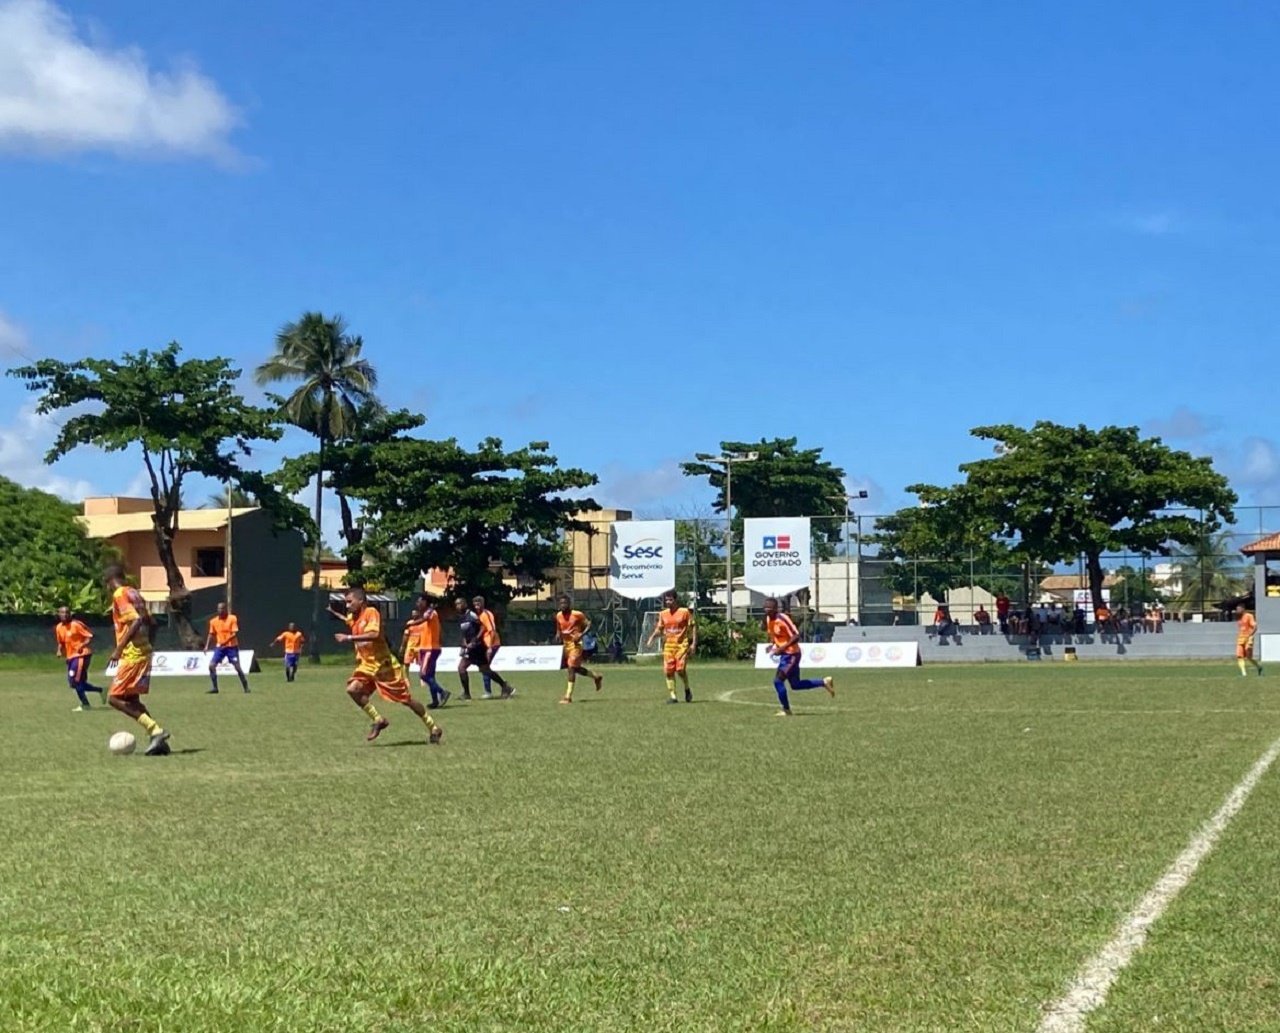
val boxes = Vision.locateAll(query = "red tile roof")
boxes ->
[1241,532,1280,555]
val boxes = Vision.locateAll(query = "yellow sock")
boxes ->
[564,680,574,699]
[362,702,383,723]
[665,677,676,697]
[137,713,160,735]
[1238,659,1247,675]
[419,711,436,730]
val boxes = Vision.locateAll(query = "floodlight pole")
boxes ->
[696,451,758,623]
[831,491,868,624]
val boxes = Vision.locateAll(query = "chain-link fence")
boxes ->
[502,506,1279,653]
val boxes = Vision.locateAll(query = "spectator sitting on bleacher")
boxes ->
[974,605,992,634]
[995,593,1011,634]
[1095,603,1113,635]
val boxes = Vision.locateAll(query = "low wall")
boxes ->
[830,622,1240,661]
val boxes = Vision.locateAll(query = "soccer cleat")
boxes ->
[824,677,836,698]
[429,725,443,745]
[206,687,219,694]
[366,717,390,742]
[439,689,451,706]
[481,692,494,700]
[72,705,87,712]
[774,709,793,718]
[242,687,251,694]
[461,691,472,701]
[666,697,680,704]
[144,729,172,755]
[559,697,573,705]
[500,686,513,700]
[684,688,693,703]
[593,674,604,692]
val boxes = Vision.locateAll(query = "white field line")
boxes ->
[713,688,1280,717]
[1037,733,1280,1033]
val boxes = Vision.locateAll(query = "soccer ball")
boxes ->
[108,731,137,756]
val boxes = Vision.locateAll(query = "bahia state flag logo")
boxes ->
[762,534,791,550]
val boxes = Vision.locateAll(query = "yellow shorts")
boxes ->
[663,643,689,675]
[562,643,584,670]
[1237,637,1255,659]
[110,652,153,697]
[350,659,412,704]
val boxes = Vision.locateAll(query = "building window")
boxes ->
[193,547,226,578]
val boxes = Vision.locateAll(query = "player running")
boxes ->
[554,595,603,704]
[473,595,502,699]
[645,590,697,703]
[404,595,449,708]
[1236,604,1263,677]
[271,622,305,683]
[332,587,442,744]
[763,597,835,717]
[103,565,170,755]
[55,605,105,711]
[205,602,250,694]
[455,597,514,700]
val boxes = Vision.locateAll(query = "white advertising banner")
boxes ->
[743,517,811,597]
[610,519,676,600]
[103,650,258,677]
[411,645,564,673]
[1262,634,1279,663]
[1070,589,1110,616]
[754,641,918,669]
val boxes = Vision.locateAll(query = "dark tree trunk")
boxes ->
[152,506,199,648]
[338,491,362,571]
[1086,551,1107,612]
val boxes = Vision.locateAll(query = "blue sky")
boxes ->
[1,0,1277,523]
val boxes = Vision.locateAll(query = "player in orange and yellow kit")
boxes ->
[103,565,170,755]
[55,605,104,710]
[204,602,250,694]
[403,595,449,708]
[332,586,442,743]
[763,597,834,717]
[271,622,305,682]
[1236,604,1263,677]
[645,591,697,703]
[554,595,603,703]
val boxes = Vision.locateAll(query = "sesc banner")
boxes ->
[743,517,811,597]
[610,520,676,600]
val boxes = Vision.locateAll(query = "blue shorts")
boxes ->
[211,646,240,667]
[775,652,802,679]
[66,655,92,685]
[284,652,300,668]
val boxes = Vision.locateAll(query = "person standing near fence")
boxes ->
[1236,604,1263,677]
[645,590,697,703]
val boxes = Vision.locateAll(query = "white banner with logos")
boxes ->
[754,641,918,669]
[103,650,258,676]
[610,519,676,600]
[410,645,564,673]
[743,517,811,597]
[1071,589,1111,616]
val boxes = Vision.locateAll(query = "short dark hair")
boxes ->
[103,563,126,583]
[346,586,367,602]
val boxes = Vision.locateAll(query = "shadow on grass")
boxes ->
[165,748,207,756]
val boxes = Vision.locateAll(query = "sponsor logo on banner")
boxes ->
[755,642,917,669]
[103,650,257,676]
[744,517,811,596]
[610,520,676,600]
[412,645,563,673]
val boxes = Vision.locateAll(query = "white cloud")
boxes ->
[0,309,31,358]
[0,0,241,161]
[593,460,700,514]
[1144,405,1216,441]
[0,403,95,499]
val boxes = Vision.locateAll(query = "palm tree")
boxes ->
[1170,528,1250,617]
[255,313,379,660]
[203,487,256,509]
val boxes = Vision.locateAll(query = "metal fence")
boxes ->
[510,506,1279,652]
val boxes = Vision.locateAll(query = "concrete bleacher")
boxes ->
[830,622,1237,661]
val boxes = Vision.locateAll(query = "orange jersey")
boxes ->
[1238,612,1257,640]
[277,630,304,653]
[403,623,421,656]
[413,610,442,650]
[55,619,94,658]
[349,605,394,667]
[656,607,693,645]
[209,614,239,647]
[478,610,501,647]
[766,613,801,655]
[112,585,152,656]
[555,609,588,643]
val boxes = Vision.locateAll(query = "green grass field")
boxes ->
[2,659,1277,1032]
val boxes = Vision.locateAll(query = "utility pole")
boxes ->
[829,491,868,624]
[696,451,759,622]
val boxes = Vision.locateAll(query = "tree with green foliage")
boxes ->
[0,477,117,614]
[1111,564,1163,609]
[341,432,597,607]
[10,344,305,646]
[255,312,380,659]
[904,422,1236,611]
[204,486,256,509]
[1169,529,1250,616]
[680,438,847,562]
